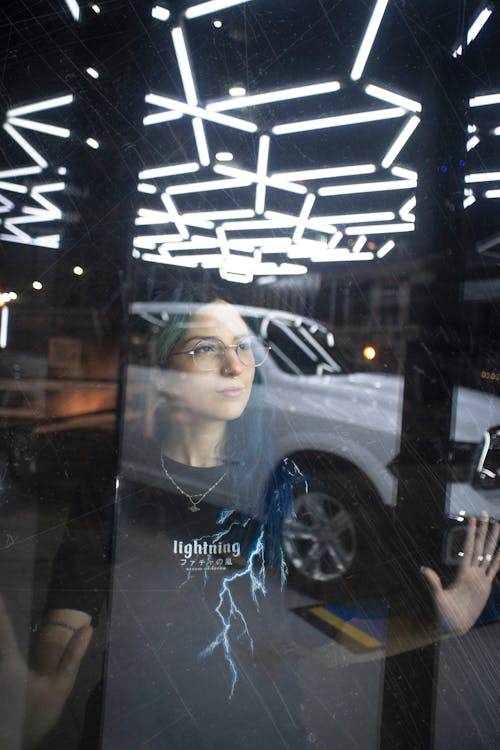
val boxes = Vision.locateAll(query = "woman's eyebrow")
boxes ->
[178,332,250,346]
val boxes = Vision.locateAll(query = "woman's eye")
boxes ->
[194,343,217,355]
[238,339,252,351]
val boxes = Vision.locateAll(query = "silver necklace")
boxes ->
[160,454,227,513]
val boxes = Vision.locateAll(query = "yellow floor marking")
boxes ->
[309,606,383,649]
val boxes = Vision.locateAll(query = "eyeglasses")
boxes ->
[170,336,270,372]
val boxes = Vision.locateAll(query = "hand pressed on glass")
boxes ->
[0,596,92,750]
[421,514,500,635]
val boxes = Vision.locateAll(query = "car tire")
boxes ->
[282,469,389,596]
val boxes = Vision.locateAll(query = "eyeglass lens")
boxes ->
[193,338,268,370]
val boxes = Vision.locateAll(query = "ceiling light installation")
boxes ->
[1,95,73,249]
[452,6,493,57]
[137,2,421,281]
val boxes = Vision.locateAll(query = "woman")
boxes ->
[5,286,499,749]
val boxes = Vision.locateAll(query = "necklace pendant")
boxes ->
[189,505,201,512]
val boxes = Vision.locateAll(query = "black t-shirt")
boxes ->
[46,456,305,749]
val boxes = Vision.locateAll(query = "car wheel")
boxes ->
[282,482,358,584]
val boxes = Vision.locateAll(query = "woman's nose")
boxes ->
[221,347,244,375]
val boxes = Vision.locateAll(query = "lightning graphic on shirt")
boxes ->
[198,519,267,698]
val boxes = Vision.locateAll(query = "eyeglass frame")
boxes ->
[168,336,271,372]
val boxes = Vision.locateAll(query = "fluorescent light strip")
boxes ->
[192,117,210,166]
[159,240,220,252]
[214,165,307,194]
[7,95,74,118]
[467,8,493,44]
[376,240,395,258]
[215,227,230,257]
[255,135,270,214]
[222,219,293,230]
[167,178,252,194]
[146,93,257,133]
[351,0,390,81]
[272,164,376,181]
[398,196,416,220]
[381,115,420,168]
[328,231,343,248]
[468,124,477,133]
[319,179,417,196]
[470,93,500,107]
[133,234,183,249]
[364,84,421,112]
[465,172,500,183]
[0,306,9,349]
[0,196,14,213]
[171,27,198,106]
[208,80,341,112]
[137,183,157,194]
[3,124,48,167]
[161,193,190,239]
[493,127,500,136]
[64,0,80,21]
[143,111,183,125]
[5,213,60,225]
[255,263,307,276]
[485,189,500,198]
[227,238,292,248]
[0,180,28,194]
[293,193,316,243]
[152,5,171,20]
[463,195,476,208]
[352,235,367,253]
[86,67,99,79]
[185,0,252,19]
[312,211,395,224]
[345,222,415,234]
[466,135,480,151]
[142,253,199,267]
[7,117,70,139]
[0,166,42,178]
[273,107,405,135]
[184,209,254,221]
[139,162,199,180]
[391,166,417,180]
[314,250,374,262]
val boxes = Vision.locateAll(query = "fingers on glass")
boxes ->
[462,516,477,563]
[472,512,490,563]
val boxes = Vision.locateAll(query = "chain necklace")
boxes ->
[160,454,227,513]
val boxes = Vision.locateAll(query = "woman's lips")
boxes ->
[216,386,245,398]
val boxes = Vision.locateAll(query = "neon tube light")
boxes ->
[7,117,70,138]
[345,222,415,234]
[391,166,417,180]
[137,184,157,194]
[168,178,252,194]
[376,240,395,258]
[328,231,343,248]
[7,95,73,118]
[0,306,9,349]
[381,115,420,168]
[144,111,183,125]
[171,27,198,106]
[313,211,395,224]
[208,80,341,111]
[185,0,252,20]
[64,0,80,21]
[0,166,42,179]
[255,135,270,214]
[184,209,254,221]
[158,240,220,252]
[160,193,190,239]
[133,234,183,249]
[398,196,416,221]
[470,93,500,107]
[319,179,417,196]
[139,163,199,180]
[293,193,316,243]
[465,172,500,183]
[86,67,99,79]
[3,124,48,167]
[152,6,171,20]
[214,164,307,194]
[142,253,199,267]
[351,0,390,81]
[365,84,421,112]
[485,189,500,198]
[273,107,405,135]
[466,135,480,151]
[146,93,257,133]
[463,195,476,208]
[0,181,28,194]
[467,8,493,44]
[272,164,376,181]
[352,235,367,252]
[222,219,294,231]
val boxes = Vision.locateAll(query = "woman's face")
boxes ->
[161,301,256,424]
